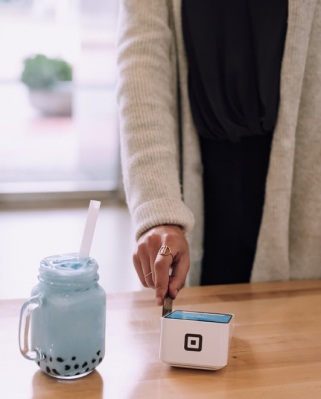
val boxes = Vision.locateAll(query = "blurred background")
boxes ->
[0,0,141,299]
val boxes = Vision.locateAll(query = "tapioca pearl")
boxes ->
[97,350,101,356]
[99,358,102,363]
[72,356,76,361]
[65,365,71,371]
[43,354,47,360]
[46,366,51,373]
[50,357,52,362]
[57,357,64,362]
[82,361,88,368]
[74,364,79,370]
[37,361,40,367]
[75,372,80,376]
[85,368,89,372]
[52,369,60,376]
[92,358,96,363]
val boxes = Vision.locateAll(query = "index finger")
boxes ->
[154,252,172,306]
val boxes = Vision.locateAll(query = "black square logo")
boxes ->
[184,334,203,352]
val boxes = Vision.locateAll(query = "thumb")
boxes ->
[168,251,189,299]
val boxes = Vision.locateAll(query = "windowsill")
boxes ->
[0,180,126,209]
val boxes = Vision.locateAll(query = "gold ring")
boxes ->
[158,245,174,260]
[144,271,152,278]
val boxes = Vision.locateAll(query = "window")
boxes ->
[0,0,120,199]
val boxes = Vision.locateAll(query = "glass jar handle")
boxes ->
[18,294,43,361]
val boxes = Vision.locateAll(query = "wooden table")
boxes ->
[1,280,321,399]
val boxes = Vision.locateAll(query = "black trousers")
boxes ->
[199,134,273,285]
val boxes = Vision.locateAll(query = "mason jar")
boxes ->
[19,253,106,379]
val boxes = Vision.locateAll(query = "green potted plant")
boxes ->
[21,54,73,116]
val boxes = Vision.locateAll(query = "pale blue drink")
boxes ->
[20,253,106,379]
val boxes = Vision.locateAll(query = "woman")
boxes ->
[116,0,321,306]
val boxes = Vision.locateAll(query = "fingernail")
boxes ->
[156,296,162,306]
[174,289,179,299]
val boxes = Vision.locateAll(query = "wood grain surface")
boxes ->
[1,280,321,399]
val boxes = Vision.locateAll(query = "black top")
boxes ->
[182,0,288,142]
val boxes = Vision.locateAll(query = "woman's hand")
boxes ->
[133,225,190,306]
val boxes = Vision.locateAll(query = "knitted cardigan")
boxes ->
[117,0,321,286]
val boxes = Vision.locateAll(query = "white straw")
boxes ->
[79,200,101,258]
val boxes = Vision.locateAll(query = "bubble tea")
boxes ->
[19,201,106,379]
[19,253,106,379]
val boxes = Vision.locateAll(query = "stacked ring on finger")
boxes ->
[143,246,173,279]
[158,245,174,261]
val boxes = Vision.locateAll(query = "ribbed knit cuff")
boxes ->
[133,198,195,241]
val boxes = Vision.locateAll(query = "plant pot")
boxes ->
[28,83,73,116]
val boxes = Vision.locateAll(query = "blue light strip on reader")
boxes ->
[165,310,232,323]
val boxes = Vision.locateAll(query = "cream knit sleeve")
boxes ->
[116,0,195,240]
